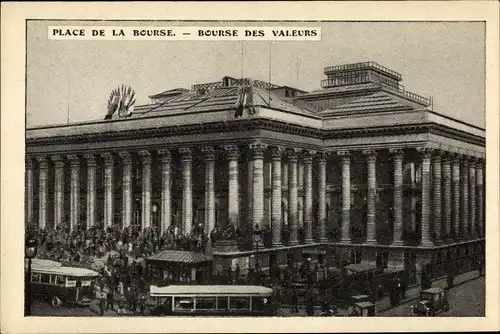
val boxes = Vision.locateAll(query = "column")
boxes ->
[119,151,133,230]
[250,141,266,230]
[442,154,452,241]
[298,161,304,229]
[25,157,34,225]
[419,148,433,247]
[158,149,172,235]
[461,156,469,239]
[451,154,460,239]
[102,153,114,229]
[303,151,314,244]
[68,155,80,232]
[225,145,240,227]
[390,149,404,246]
[476,160,484,237]
[140,150,152,230]
[469,159,476,238]
[180,148,193,235]
[281,161,288,228]
[364,150,377,245]
[84,154,96,230]
[271,147,283,247]
[201,147,215,233]
[52,155,64,229]
[317,152,327,242]
[339,151,351,243]
[432,152,442,244]
[287,149,299,245]
[37,156,48,230]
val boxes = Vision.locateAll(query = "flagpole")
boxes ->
[268,41,272,104]
[67,76,70,124]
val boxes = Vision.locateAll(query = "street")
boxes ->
[29,276,484,317]
[379,276,485,317]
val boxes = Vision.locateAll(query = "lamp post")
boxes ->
[25,237,38,316]
[253,224,262,284]
[152,203,158,234]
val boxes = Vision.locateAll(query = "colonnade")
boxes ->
[25,144,485,247]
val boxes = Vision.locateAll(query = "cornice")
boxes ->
[26,118,484,148]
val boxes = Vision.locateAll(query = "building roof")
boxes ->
[320,91,417,115]
[147,250,212,264]
[421,287,445,294]
[131,84,315,118]
[344,263,378,273]
[149,284,273,296]
[31,263,100,277]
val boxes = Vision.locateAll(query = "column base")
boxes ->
[420,240,434,247]
[304,239,314,244]
[319,238,328,243]
[289,240,299,246]
[214,240,239,253]
[272,242,283,248]
[434,239,443,245]
[391,240,405,247]
[365,238,377,245]
[340,238,351,244]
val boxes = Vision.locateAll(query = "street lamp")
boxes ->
[25,237,38,316]
[152,203,158,234]
[253,224,262,283]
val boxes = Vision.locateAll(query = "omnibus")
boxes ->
[27,259,101,307]
[148,285,275,316]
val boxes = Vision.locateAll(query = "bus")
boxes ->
[27,259,101,307]
[148,285,275,316]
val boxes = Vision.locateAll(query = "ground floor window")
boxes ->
[376,252,388,268]
[350,250,362,264]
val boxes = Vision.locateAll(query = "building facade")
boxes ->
[25,62,485,284]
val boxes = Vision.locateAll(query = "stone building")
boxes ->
[25,61,485,284]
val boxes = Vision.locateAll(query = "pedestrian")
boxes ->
[107,286,114,311]
[99,296,105,316]
[292,289,299,313]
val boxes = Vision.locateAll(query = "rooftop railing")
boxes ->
[324,61,402,80]
[192,78,281,92]
[320,71,430,106]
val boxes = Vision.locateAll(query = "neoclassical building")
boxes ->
[25,61,485,283]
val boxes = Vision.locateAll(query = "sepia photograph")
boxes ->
[2,1,499,333]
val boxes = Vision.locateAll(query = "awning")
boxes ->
[344,263,378,273]
[146,250,212,265]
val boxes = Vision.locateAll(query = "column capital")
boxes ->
[362,149,377,157]
[67,154,80,167]
[179,148,192,161]
[158,149,172,163]
[51,155,65,168]
[139,150,152,164]
[25,156,35,170]
[101,152,114,166]
[301,150,315,164]
[336,150,351,157]
[417,147,434,159]
[270,146,285,160]
[119,151,133,165]
[285,148,299,162]
[224,145,240,160]
[388,148,404,158]
[201,146,215,161]
[316,150,327,163]
[84,153,97,167]
[249,141,267,158]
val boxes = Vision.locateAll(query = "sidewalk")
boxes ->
[377,270,481,313]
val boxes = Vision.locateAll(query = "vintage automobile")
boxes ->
[410,287,449,316]
[348,301,376,316]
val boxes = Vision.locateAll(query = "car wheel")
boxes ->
[51,296,62,308]
[410,307,418,316]
[427,309,435,317]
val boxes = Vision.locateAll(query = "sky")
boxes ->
[26,20,485,128]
